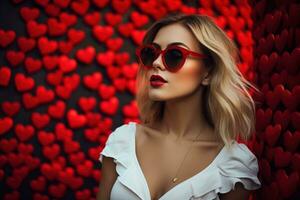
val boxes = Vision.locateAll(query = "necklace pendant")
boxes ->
[172,177,178,183]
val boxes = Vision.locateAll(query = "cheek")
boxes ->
[170,62,203,91]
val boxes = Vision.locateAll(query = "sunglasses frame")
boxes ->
[136,44,207,72]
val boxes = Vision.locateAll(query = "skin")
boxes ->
[97,23,251,200]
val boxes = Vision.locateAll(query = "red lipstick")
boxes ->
[150,74,167,87]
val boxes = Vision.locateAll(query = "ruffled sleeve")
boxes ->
[190,141,261,200]
[217,142,261,194]
[98,123,132,175]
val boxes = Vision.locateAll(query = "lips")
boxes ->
[150,74,167,82]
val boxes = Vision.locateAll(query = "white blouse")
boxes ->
[99,122,261,200]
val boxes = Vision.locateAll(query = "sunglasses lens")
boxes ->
[140,46,156,67]
[165,48,183,69]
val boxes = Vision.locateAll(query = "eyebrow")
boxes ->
[151,42,190,49]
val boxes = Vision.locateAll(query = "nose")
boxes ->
[152,53,165,71]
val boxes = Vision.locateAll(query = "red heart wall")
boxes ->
[0,0,299,199]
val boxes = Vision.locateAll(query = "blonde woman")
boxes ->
[98,13,261,200]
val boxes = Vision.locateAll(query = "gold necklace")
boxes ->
[171,133,202,183]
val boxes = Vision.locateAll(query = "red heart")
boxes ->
[69,152,85,166]
[274,147,292,168]
[38,37,58,55]
[46,70,63,86]
[93,25,114,42]
[106,37,123,51]
[283,130,300,152]
[71,0,89,16]
[22,92,39,109]
[58,40,74,54]
[59,12,77,27]
[113,77,127,91]
[26,20,47,38]
[264,124,281,146]
[41,163,60,180]
[265,84,284,109]
[59,55,77,73]
[1,101,20,116]
[76,46,95,64]
[75,189,91,200]
[98,84,115,99]
[48,100,66,119]
[130,11,149,28]
[43,55,58,70]
[63,73,80,90]
[0,117,13,135]
[126,79,136,95]
[17,36,36,52]
[85,112,102,127]
[258,53,277,75]
[96,50,115,67]
[270,70,288,88]
[15,124,35,142]
[53,0,70,8]
[0,66,11,86]
[78,97,96,112]
[130,29,145,45]
[273,110,290,131]
[25,57,42,73]
[88,146,101,161]
[0,29,16,48]
[45,3,61,17]
[0,138,17,153]
[122,101,139,118]
[64,140,80,154]
[106,65,121,80]
[30,176,46,192]
[17,143,33,154]
[291,112,300,130]
[121,63,138,79]
[36,85,55,104]
[20,7,40,22]
[43,144,60,160]
[76,160,93,177]
[47,18,67,36]
[99,97,119,115]
[14,73,35,92]
[276,170,299,199]
[38,130,55,146]
[55,123,73,142]
[67,28,85,45]
[6,50,25,66]
[275,29,288,53]
[84,11,101,27]
[118,23,134,37]
[115,52,130,65]
[93,0,109,8]
[104,12,122,26]
[55,84,73,100]
[83,72,103,90]
[31,112,50,129]
[84,128,100,142]
[67,109,87,129]
[48,183,66,198]
[256,108,272,131]
[112,0,131,14]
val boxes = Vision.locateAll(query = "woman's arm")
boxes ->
[96,156,118,200]
[219,182,251,200]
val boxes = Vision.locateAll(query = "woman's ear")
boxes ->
[201,71,211,86]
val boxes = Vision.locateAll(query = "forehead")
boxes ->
[152,23,200,51]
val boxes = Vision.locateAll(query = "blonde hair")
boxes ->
[135,13,260,148]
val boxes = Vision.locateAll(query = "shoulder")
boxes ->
[217,141,261,194]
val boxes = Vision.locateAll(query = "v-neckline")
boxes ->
[130,122,226,200]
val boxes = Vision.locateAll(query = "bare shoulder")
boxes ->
[219,182,251,200]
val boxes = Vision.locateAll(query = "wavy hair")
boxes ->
[135,13,260,147]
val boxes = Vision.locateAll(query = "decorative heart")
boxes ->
[0,117,13,135]
[0,29,16,48]
[0,66,11,86]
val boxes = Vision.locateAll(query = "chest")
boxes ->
[135,128,223,199]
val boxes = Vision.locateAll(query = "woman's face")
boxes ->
[147,23,210,101]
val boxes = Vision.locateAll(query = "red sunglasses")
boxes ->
[135,44,207,72]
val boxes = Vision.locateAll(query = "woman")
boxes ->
[97,13,261,200]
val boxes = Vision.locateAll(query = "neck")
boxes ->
[157,86,214,141]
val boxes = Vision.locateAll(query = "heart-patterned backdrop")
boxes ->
[0,0,299,199]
